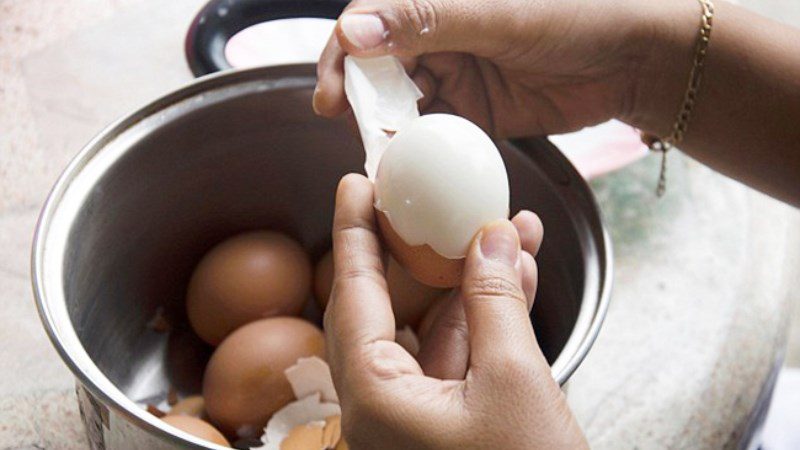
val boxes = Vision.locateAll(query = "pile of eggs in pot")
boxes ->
[149,228,455,449]
[147,59,511,449]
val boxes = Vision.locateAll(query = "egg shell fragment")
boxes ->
[254,393,341,450]
[344,55,423,180]
[284,356,338,404]
[377,210,463,288]
[161,415,231,447]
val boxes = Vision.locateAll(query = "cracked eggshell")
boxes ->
[284,356,338,404]
[344,56,423,180]
[254,393,341,450]
[161,415,231,447]
[374,114,509,287]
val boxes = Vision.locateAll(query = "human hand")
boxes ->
[313,0,679,138]
[416,209,544,380]
[324,174,587,450]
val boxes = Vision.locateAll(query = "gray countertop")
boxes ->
[1,0,799,449]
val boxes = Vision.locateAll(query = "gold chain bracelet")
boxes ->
[641,0,714,196]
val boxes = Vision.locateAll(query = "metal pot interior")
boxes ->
[41,66,604,429]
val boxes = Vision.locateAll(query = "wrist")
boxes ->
[621,0,705,137]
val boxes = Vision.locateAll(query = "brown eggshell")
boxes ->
[376,210,463,288]
[162,415,230,447]
[321,415,342,448]
[281,422,325,450]
[169,395,205,418]
[186,231,312,346]
[313,251,334,308]
[203,317,325,438]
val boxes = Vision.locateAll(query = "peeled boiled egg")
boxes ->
[162,415,230,447]
[203,317,325,438]
[375,114,509,287]
[344,56,510,288]
[186,231,312,345]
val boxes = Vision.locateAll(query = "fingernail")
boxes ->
[479,220,520,267]
[312,86,322,115]
[340,14,387,50]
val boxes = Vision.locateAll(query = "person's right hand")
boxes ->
[314,0,689,139]
[325,174,587,450]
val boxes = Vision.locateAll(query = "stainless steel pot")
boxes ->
[32,3,611,450]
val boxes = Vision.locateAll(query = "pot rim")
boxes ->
[31,63,612,449]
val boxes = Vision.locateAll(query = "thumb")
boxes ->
[335,0,515,58]
[461,220,546,372]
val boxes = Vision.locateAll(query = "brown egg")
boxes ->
[313,251,334,308]
[169,395,205,418]
[376,210,463,288]
[162,415,230,447]
[314,248,443,327]
[203,317,325,438]
[186,231,312,345]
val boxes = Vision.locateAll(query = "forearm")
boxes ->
[627,0,800,206]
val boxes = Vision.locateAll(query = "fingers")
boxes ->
[325,174,395,368]
[512,210,544,257]
[417,210,541,379]
[520,251,537,309]
[513,210,543,308]
[461,219,539,371]
[333,0,517,59]
[314,33,349,117]
[416,291,470,379]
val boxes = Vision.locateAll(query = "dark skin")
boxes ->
[315,0,800,205]
[316,0,800,448]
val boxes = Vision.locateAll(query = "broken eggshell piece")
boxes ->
[254,393,341,450]
[259,331,422,449]
[343,55,423,180]
[284,356,338,404]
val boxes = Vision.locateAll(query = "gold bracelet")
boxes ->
[642,0,714,197]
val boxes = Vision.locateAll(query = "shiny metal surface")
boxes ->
[32,64,611,449]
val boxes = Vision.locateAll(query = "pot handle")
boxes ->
[185,0,349,77]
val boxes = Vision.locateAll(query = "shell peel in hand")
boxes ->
[344,56,423,180]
